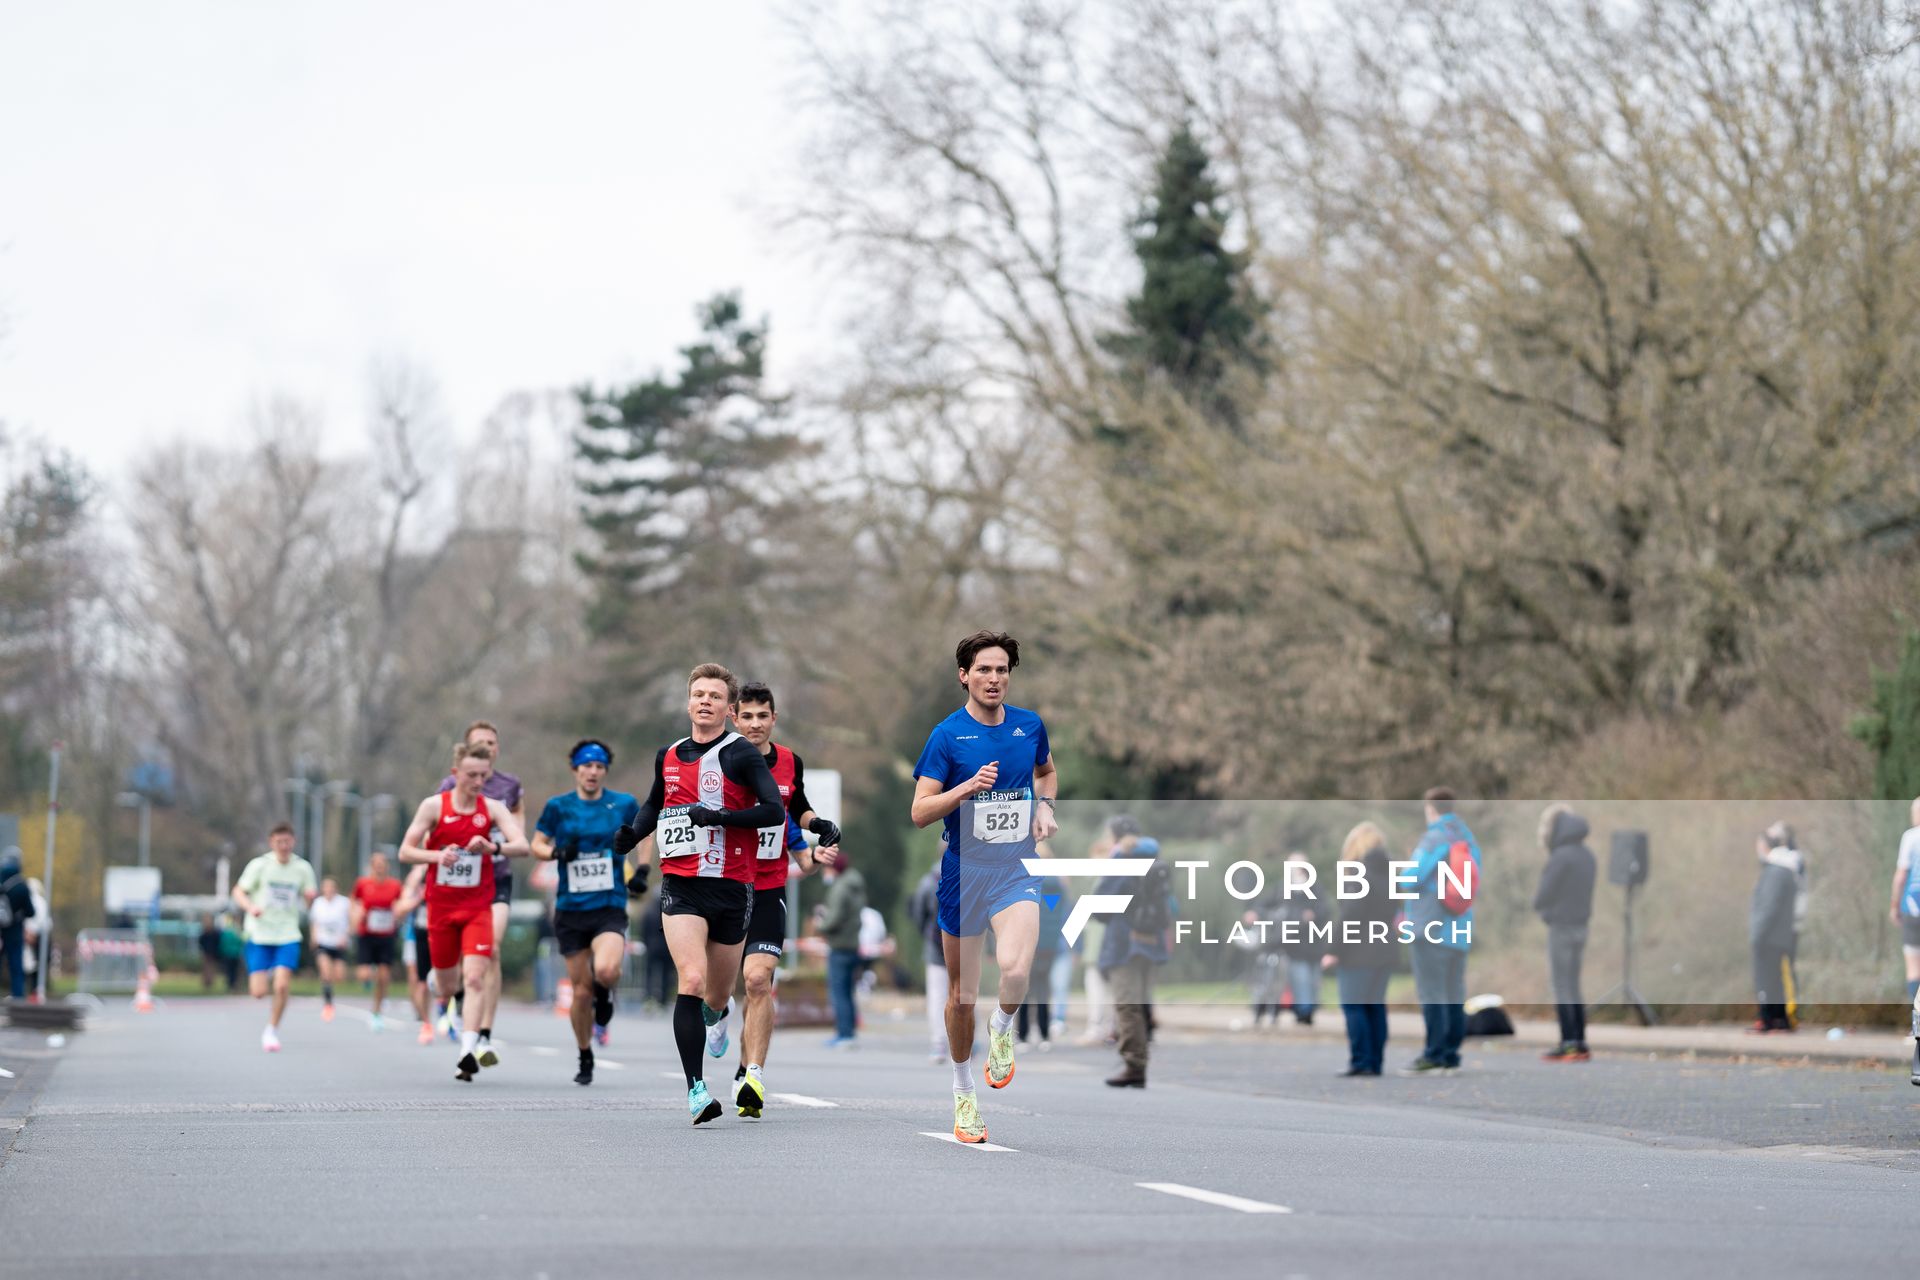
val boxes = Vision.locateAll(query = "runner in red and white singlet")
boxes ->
[398,740,529,1082]
[725,681,843,1118]
[612,662,783,1124]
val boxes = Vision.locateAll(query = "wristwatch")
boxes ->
[1038,796,1057,809]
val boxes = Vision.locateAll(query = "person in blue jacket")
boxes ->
[1399,787,1480,1076]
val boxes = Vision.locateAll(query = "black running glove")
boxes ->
[626,864,651,899]
[613,824,641,856]
[808,817,842,848]
[687,805,723,827]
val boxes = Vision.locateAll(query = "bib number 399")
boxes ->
[439,852,483,888]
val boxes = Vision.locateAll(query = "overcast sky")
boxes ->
[0,1,827,478]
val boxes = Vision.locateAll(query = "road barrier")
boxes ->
[77,930,154,995]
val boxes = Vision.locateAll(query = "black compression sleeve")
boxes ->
[628,747,670,838]
[714,739,784,829]
[787,751,815,820]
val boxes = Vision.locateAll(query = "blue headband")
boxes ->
[570,743,611,767]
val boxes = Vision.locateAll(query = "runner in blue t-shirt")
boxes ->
[911,630,1059,1144]
[531,739,640,1086]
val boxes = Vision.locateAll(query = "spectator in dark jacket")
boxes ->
[1098,836,1173,1088]
[1750,822,1803,1033]
[815,852,868,1047]
[0,848,32,1000]
[1533,804,1597,1061]
[1274,851,1323,1026]
[1334,822,1399,1076]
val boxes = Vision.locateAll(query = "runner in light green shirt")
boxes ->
[236,851,317,945]
[231,824,317,1052]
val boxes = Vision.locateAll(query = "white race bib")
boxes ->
[658,807,699,860]
[756,824,784,859]
[267,882,298,910]
[971,790,1032,844]
[569,852,615,894]
[438,851,483,888]
[366,909,395,933]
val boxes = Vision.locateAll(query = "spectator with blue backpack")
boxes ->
[1887,796,1920,1011]
[1399,787,1481,1077]
[1098,830,1176,1089]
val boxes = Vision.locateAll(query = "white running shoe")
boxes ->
[261,1026,281,1053]
[705,999,732,1059]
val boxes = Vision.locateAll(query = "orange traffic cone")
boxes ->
[554,977,573,1017]
[133,968,156,1013]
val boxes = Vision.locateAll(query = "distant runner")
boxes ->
[231,822,318,1053]
[351,852,404,1032]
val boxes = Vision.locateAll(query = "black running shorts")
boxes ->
[744,887,788,958]
[555,906,631,958]
[658,875,752,947]
[356,934,396,967]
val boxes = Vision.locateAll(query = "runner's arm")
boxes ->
[1031,754,1059,840]
[786,752,841,848]
[619,749,670,848]
[691,740,782,829]
[397,798,446,865]
[531,830,557,861]
[394,865,429,915]
[485,799,531,858]
[910,771,995,829]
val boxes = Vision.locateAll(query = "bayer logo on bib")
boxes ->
[971,788,1033,844]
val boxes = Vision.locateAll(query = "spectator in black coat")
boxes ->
[1533,804,1597,1061]
[1750,822,1804,1033]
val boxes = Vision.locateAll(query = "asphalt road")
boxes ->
[2,996,1918,1279]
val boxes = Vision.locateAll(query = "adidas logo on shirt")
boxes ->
[1012,728,1025,736]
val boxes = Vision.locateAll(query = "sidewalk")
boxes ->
[858,991,1915,1067]
[1148,1002,1916,1067]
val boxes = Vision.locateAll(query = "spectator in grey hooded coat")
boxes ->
[1533,804,1596,1061]
[1749,821,1805,1033]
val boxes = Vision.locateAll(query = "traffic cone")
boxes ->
[133,969,156,1013]
[554,977,573,1017]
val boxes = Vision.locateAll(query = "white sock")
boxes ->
[989,1007,1015,1035]
[953,1059,975,1092]
[460,1030,479,1057]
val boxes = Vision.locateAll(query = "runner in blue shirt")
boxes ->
[911,630,1059,1144]
[531,739,640,1086]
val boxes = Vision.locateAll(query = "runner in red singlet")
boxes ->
[726,681,841,1118]
[398,740,530,1081]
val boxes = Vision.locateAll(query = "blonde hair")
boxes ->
[1538,802,1573,851]
[451,740,495,771]
[1340,821,1388,863]
[688,662,739,704]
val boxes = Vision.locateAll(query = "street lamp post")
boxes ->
[328,782,360,881]
[283,778,312,855]
[307,786,327,885]
[115,791,152,868]
[359,794,396,874]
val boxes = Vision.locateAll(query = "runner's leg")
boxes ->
[269,966,292,1028]
[740,952,778,1068]
[664,912,715,1089]
[565,947,596,1051]
[943,931,984,1066]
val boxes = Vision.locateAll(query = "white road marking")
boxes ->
[0,1066,15,1079]
[920,1131,1018,1152]
[770,1092,837,1108]
[596,1058,625,1070]
[1135,1183,1291,1214]
[528,1045,560,1057]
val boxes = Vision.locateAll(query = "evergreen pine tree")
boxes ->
[1852,631,1920,802]
[573,293,809,740]
[1101,122,1261,419]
